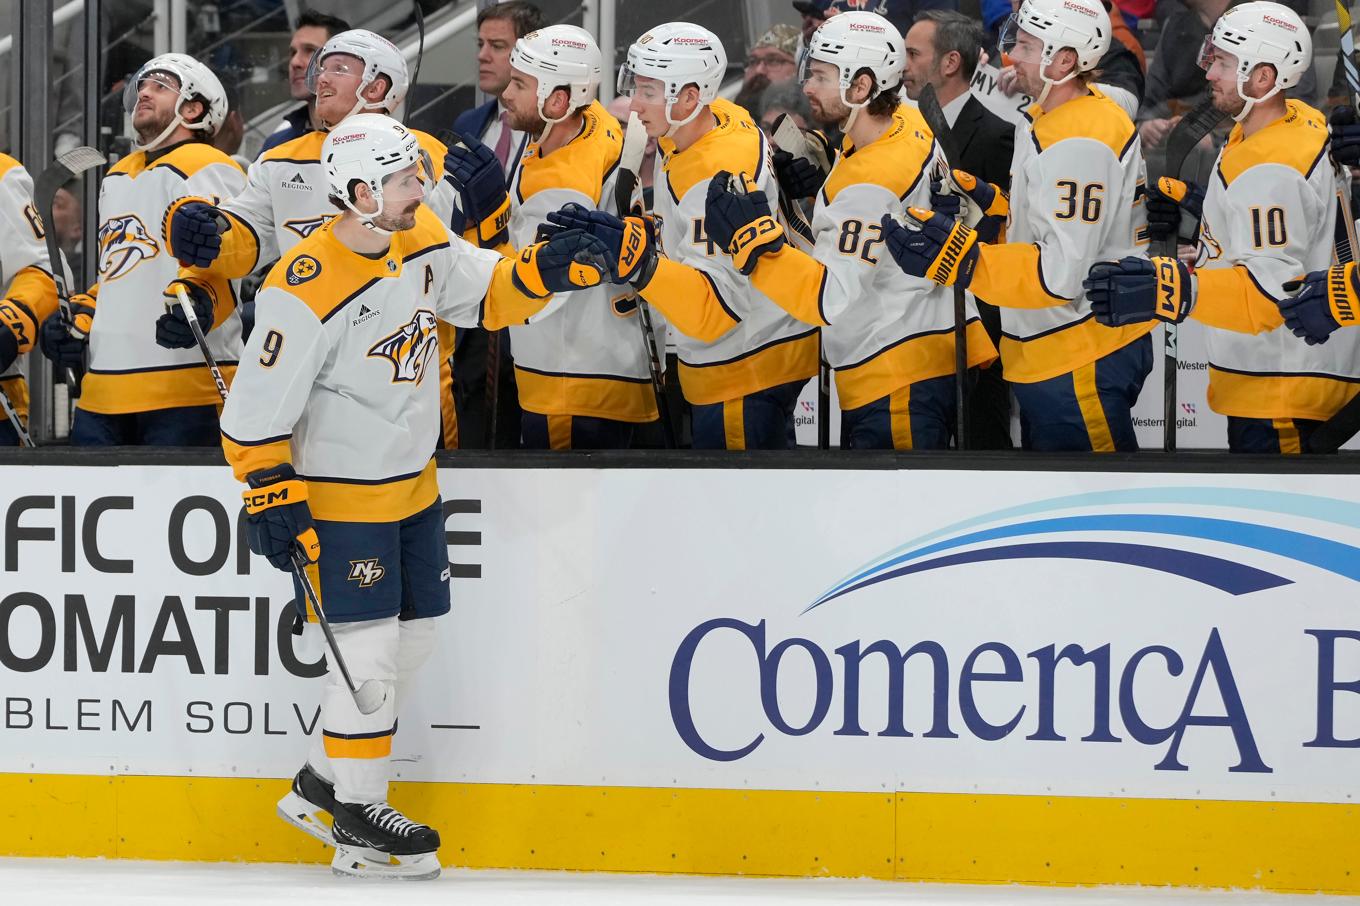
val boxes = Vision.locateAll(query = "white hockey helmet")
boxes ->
[799,12,904,116]
[1199,2,1310,122]
[122,53,229,151]
[1000,0,1110,104]
[618,22,727,133]
[306,29,409,122]
[322,113,432,234]
[510,25,602,125]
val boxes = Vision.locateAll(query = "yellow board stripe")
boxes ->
[0,775,1356,894]
[1073,362,1116,453]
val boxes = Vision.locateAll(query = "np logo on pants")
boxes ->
[348,558,386,588]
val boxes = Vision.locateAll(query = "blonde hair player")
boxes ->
[221,113,608,879]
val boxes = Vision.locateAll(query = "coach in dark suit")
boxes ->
[451,1,545,449]
[904,9,1016,449]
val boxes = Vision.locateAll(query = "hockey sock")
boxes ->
[321,617,399,805]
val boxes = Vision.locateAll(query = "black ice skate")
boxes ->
[330,801,441,880]
[276,764,338,845]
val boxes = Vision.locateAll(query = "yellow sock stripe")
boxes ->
[723,399,746,451]
[548,414,573,451]
[889,386,913,451]
[322,725,396,760]
[1273,417,1302,454]
[1073,362,1116,453]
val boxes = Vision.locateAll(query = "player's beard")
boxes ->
[374,200,421,232]
[806,93,849,129]
[506,105,544,135]
[133,105,175,146]
[1210,83,1246,118]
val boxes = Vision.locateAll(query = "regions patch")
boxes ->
[287,255,322,286]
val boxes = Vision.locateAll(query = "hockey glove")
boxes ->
[444,132,511,247]
[1329,105,1360,168]
[1279,265,1360,345]
[1084,256,1194,327]
[167,199,225,268]
[772,150,828,200]
[156,279,215,349]
[0,312,17,374]
[38,294,94,372]
[930,169,1009,243]
[242,463,321,572]
[880,209,979,288]
[543,204,659,288]
[512,230,612,298]
[705,171,785,275]
[1145,178,1205,245]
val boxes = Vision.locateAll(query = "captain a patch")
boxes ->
[287,255,322,286]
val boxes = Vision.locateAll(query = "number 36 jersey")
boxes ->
[1190,100,1360,421]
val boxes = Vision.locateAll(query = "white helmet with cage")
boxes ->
[322,113,432,235]
[617,22,727,134]
[510,25,602,124]
[798,11,904,129]
[122,53,229,152]
[306,29,410,123]
[1199,1,1310,122]
[999,0,1111,105]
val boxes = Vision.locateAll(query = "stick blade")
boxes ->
[1159,99,1226,180]
[56,145,106,174]
[621,112,646,174]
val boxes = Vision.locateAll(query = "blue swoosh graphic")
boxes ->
[815,487,1360,604]
[807,513,1360,612]
[813,541,1290,603]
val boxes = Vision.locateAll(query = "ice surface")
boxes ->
[0,858,1351,906]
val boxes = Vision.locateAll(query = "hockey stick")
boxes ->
[172,286,385,713]
[916,85,969,450]
[405,0,425,126]
[616,111,676,448]
[34,146,105,397]
[1153,99,1226,453]
[171,285,231,403]
[771,113,831,450]
[0,384,34,447]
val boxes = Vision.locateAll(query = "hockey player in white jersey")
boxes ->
[38,54,243,445]
[490,24,664,448]
[165,30,503,448]
[703,11,996,449]
[221,115,608,879]
[879,0,1155,452]
[548,23,818,450]
[1090,3,1360,454]
[0,154,58,444]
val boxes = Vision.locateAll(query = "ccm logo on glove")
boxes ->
[1156,258,1182,321]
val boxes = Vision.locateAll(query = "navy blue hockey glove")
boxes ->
[0,303,24,373]
[155,279,214,349]
[1085,256,1194,326]
[443,132,510,247]
[242,463,320,572]
[543,203,662,287]
[929,169,1009,244]
[772,150,827,200]
[1279,265,1360,345]
[512,229,613,297]
[1145,178,1205,245]
[38,295,93,372]
[1329,104,1360,168]
[880,208,979,288]
[167,199,225,267]
[705,170,785,275]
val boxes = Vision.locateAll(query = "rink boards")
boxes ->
[0,454,1358,893]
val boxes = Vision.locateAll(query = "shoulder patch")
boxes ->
[1030,89,1135,159]
[823,106,932,203]
[156,142,244,178]
[262,130,326,164]
[287,255,322,286]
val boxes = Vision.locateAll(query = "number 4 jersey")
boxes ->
[1190,100,1360,421]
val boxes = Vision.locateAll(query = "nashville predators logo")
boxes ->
[368,309,439,384]
[97,214,159,281]
[1196,217,1223,267]
[283,214,335,239]
[347,558,386,588]
[287,255,322,286]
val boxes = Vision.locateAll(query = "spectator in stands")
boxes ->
[1138,0,1229,151]
[453,1,546,175]
[735,24,801,121]
[757,79,814,134]
[793,0,832,48]
[51,183,83,285]
[904,9,1016,449]
[257,9,350,156]
[452,1,545,450]
[212,81,248,169]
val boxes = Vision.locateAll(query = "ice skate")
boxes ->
[276,764,337,846]
[330,801,441,880]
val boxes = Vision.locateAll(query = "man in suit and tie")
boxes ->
[451,0,545,448]
[904,9,1016,449]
